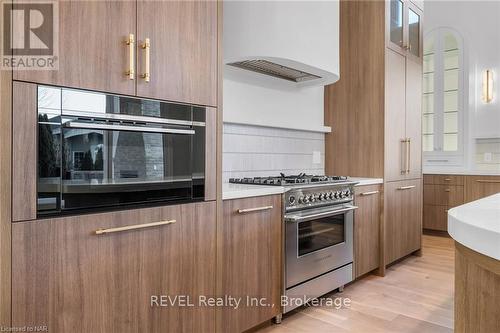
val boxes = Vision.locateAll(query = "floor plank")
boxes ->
[258,235,454,333]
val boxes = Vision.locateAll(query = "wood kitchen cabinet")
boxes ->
[385,179,422,265]
[14,0,137,96]
[325,1,423,270]
[387,0,423,62]
[11,201,216,333]
[354,184,382,278]
[218,195,282,333]
[137,0,217,106]
[465,175,500,203]
[14,0,218,107]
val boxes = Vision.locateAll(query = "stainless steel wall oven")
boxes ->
[37,86,206,216]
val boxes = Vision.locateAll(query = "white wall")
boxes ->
[425,1,500,171]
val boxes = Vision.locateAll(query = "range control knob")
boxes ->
[328,192,334,199]
[309,194,315,202]
[334,191,340,199]
[318,193,324,200]
[298,195,305,204]
[289,195,296,205]
[344,190,351,198]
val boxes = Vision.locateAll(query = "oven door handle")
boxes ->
[64,121,195,135]
[284,205,358,223]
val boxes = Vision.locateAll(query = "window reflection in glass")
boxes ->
[390,0,404,47]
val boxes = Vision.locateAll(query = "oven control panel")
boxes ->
[285,184,355,211]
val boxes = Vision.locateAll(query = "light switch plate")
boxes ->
[484,152,493,162]
[312,151,321,164]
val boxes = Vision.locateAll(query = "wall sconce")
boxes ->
[482,69,493,103]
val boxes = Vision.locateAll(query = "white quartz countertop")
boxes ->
[222,177,383,200]
[448,193,500,260]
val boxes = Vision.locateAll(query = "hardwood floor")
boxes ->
[258,235,454,333]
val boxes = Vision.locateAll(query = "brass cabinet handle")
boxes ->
[95,219,176,235]
[444,178,452,181]
[400,138,408,175]
[125,33,135,80]
[397,185,416,190]
[444,189,451,192]
[475,179,500,183]
[237,206,273,214]
[141,38,151,82]
[360,190,379,196]
[406,138,411,174]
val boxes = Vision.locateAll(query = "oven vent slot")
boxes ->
[227,59,321,82]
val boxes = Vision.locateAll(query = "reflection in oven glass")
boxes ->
[298,215,345,256]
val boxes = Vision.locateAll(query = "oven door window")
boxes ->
[60,127,193,211]
[297,214,346,257]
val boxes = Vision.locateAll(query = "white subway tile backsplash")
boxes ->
[223,123,325,181]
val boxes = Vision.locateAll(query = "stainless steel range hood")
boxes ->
[224,1,340,87]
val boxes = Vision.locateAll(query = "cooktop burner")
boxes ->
[229,173,349,186]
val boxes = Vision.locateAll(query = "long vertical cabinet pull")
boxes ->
[142,38,151,82]
[406,138,411,174]
[400,139,408,175]
[125,34,135,80]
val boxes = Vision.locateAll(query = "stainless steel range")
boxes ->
[229,174,357,314]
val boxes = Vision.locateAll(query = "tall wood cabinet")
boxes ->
[14,0,218,107]
[325,0,424,270]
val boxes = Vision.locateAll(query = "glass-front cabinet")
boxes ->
[387,0,423,60]
[422,28,464,166]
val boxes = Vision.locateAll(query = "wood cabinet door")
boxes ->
[12,202,216,333]
[13,0,136,96]
[385,49,407,182]
[354,185,382,278]
[385,179,422,265]
[405,58,422,179]
[219,195,282,333]
[465,176,500,203]
[137,0,217,106]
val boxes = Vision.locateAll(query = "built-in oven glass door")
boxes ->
[59,121,194,212]
[285,205,355,288]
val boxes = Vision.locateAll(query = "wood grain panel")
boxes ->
[424,174,465,186]
[14,0,136,96]
[324,0,385,178]
[205,107,217,201]
[354,185,382,278]
[423,184,464,208]
[423,204,448,231]
[385,179,422,265]
[405,58,422,179]
[218,195,282,333]
[12,82,37,222]
[12,202,216,333]
[465,175,500,203]
[455,242,500,333]
[0,59,12,328]
[384,49,407,182]
[137,0,217,106]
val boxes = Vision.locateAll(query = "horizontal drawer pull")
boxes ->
[237,206,273,214]
[95,219,176,235]
[475,180,500,184]
[444,189,451,192]
[360,190,379,196]
[397,185,416,190]
[444,178,451,181]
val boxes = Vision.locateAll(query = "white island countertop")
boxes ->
[448,193,500,260]
[222,177,383,200]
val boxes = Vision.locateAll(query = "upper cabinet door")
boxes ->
[137,0,217,106]
[387,0,406,54]
[406,2,423,62]
[13,0,137,96]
